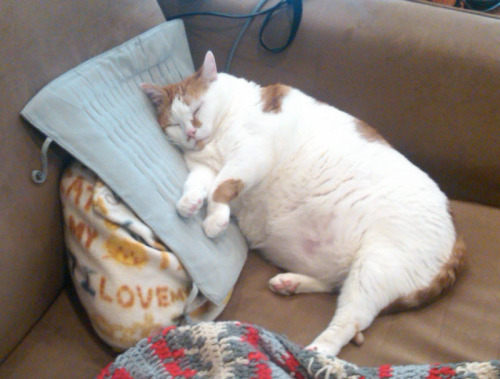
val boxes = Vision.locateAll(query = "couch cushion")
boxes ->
[218,200,500,366]
[0,200,498,377]
[0,287,116,379]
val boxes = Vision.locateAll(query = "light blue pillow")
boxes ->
[21,20,248,305]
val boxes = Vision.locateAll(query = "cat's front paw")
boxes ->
[177,190,205,217]
[202,206,230,238]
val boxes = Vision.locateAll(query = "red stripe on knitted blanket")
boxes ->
[427,365,457,379]
[242,325,260,347]
[97,365,133,379]
[379,364,393,377]
[150,336,196,377]
[256,362,272,379]
[283,353,305,379]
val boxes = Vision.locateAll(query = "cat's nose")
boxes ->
[186,128,196,138]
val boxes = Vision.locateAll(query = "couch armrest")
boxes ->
[0,0,164,363]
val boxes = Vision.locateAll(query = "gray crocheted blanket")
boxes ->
[98,321,499,378]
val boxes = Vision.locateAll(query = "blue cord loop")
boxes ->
[259,0,302,53]
[164,0,303,72]
[31,137,53,184]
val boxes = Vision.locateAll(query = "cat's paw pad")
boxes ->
[202,208,230,238]
[269,274,300,295]
[177,191,204,217]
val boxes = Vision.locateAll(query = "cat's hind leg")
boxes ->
[307,249,405,356]
[269,273,335,295]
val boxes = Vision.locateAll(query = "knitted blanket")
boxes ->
[98,321,499,378]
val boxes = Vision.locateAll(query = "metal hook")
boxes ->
[31,137,53,184]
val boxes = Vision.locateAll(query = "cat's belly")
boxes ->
[233,134,453,286]
[235,198,359,286]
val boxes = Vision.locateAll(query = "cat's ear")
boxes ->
[200,51,217,82]
[141,83,165,108]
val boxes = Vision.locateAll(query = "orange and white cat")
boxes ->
[142,51,465,356]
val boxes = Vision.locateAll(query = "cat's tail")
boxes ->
[382,236,467,314]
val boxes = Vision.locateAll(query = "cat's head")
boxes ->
[141,51,217,151]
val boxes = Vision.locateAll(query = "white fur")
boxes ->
[161,58,456,356]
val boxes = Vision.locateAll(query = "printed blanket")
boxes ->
[98,321,499,378]
[61,163,229,351]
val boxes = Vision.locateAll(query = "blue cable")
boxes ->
[161,0,303,73]
[226,0,271,72]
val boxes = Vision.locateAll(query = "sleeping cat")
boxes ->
[141,51,465,356]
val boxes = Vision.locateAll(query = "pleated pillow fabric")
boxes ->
[21,20,247,305]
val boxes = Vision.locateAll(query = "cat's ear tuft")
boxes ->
[141,83,165,108]
[201,51,217,82]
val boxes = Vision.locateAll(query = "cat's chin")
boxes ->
[176,138,207,152]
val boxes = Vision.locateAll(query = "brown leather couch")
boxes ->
[1,0,498,377]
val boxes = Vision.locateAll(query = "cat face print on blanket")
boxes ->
[142,51,466,357]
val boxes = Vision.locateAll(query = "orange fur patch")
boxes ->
[154,68,211,128]
[260,84,291,113]
[192,115,202,128]
[166,69,209,105]
[354,119,389,145]
[383,236,466,313]
[213,179,244,204]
